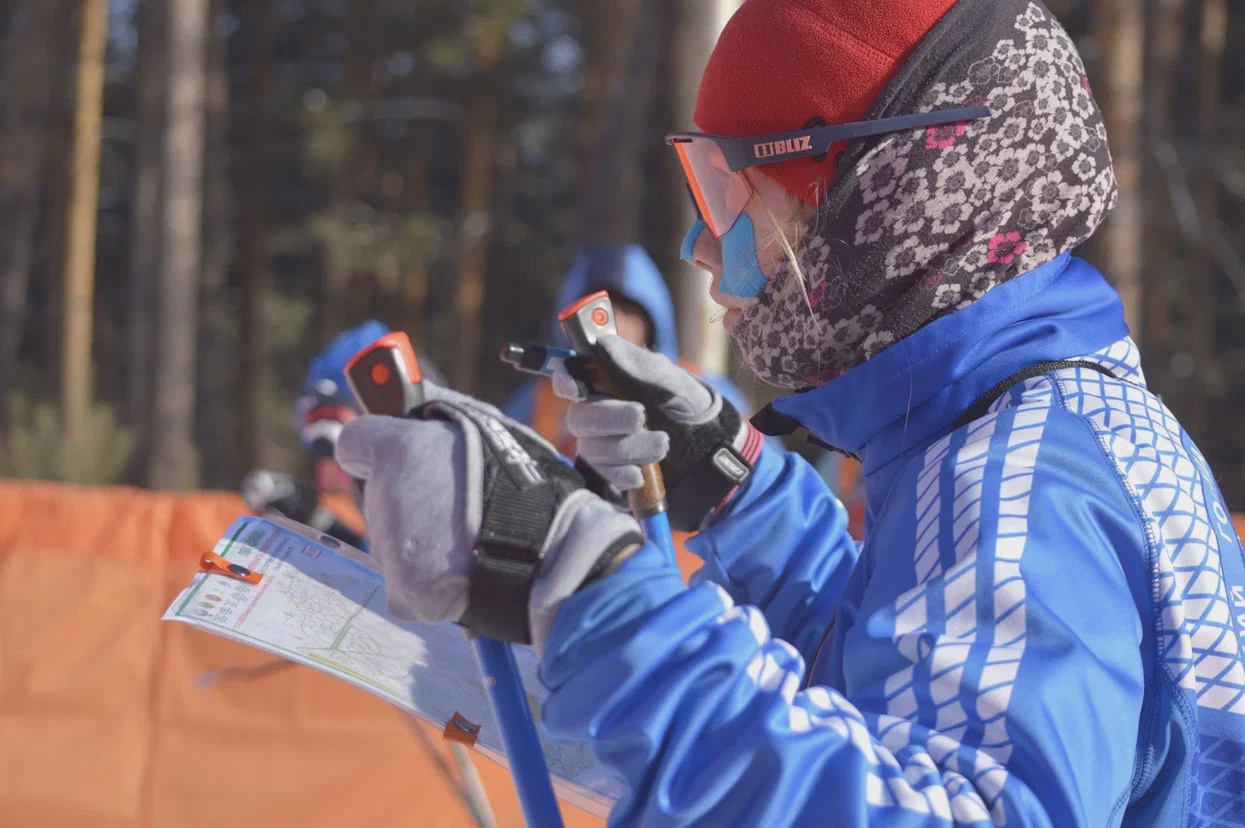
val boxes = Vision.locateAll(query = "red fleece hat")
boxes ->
[694,0,957,205]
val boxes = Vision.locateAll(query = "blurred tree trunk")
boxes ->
[0,0,60,407]
[1091,0,1146,341]
[1187,0,1227,435]
[198,0,235,487]
[669,0,736,371]
[477,139,521,403]
[149,0,209,489]
[39,11,76,390]
[60,0,108,444]
[1140,0,1185,367]
[126,0,167,483]
[577,0,660,246]
[575,0,639,214]
[236,0,273,474]
[317,5,369,346]
[452,91,496,394]
[452,24,507,394]
[402,153,431,350]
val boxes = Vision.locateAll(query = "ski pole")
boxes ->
[557,291,676,562]
[344,332,563,828]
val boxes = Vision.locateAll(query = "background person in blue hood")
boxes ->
[503,243,754,458]
[335,0,1245,824]
[240,320,446,552]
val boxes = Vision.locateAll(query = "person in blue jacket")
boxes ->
[334,0,1245,824]
[504,243,755,457]
[241,320,446,551]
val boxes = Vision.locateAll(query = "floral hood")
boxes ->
[733,0,1118,389]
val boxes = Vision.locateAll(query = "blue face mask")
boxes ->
[680,215,768,299]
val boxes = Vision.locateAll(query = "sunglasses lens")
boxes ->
[672,138,752,238]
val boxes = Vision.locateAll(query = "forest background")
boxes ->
[1,0,1242,505]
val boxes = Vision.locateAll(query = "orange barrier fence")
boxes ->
[11,478,1226,826]
[0,480,601,828]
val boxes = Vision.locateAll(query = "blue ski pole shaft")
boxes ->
[473,636,564,827]
[640,512,675,563]
[344,332,562,828]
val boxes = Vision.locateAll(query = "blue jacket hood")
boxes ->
[551,245,678,360]
[771,254,1129,478]
[303,320,392,402]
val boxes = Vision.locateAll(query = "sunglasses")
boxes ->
[666,105,991,238]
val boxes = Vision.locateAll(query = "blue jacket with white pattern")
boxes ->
[539,253,1245,826]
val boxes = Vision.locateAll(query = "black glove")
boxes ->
[567,336,763,531]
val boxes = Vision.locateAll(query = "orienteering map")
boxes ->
[163,516,624,816]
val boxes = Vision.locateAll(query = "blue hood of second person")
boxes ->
[551,245,678,360]
[303,320,392,403]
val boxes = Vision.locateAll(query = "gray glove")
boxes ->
[336,386,643,652]
[568,336,763,531]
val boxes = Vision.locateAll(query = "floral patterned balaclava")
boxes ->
[731,0,1119,389]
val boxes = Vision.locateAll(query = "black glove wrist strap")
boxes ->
[460,539,542,644]
[661,403,753,532]
[666,443,752,531]
[458,465,561,645]
[423,400,583,646]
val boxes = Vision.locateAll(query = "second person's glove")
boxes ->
[567,336,764,532]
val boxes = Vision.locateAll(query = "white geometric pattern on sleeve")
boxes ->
[1068,338,1245,713]
[885,413,998,739]
[716,576,1007,825]
[1084,337,1147,385]
[793,683,1008,824]
[872,380,1054,826]
[884,383,1051,749]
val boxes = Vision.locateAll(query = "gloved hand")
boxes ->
[294,385,356,460]
[242,469,367,549]
[241,469,321,524]
[335,386,644,652]
[567,336,764,532]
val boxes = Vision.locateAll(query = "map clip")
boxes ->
[443,712,482,746]
[199,551,263,585]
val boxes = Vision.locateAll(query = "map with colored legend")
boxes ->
[164,516,624,816]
